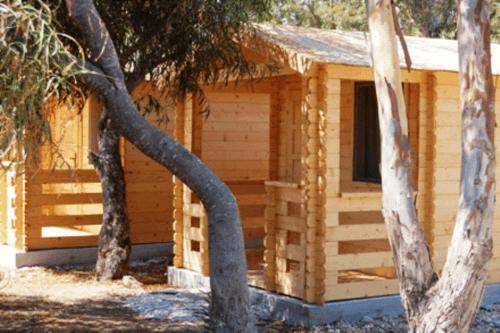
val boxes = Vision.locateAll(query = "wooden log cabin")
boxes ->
[1,24,500,305]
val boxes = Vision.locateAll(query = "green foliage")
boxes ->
[396,0,456,38]
[55,0,274,100]
[0,0,82,167]
[0,0,274,165]
[265,0,499,42]
[267,0,367,31]
[491,1,500,43]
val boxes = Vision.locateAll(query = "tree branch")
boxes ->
[64,1,256,331]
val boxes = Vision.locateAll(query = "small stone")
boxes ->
[122,275,143,288]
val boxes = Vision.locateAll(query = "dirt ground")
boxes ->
[0,258,300,333]
[0,258,205,333]
[1,259,498,333]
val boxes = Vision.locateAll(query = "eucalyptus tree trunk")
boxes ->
[89,111,130,280]
[366,0,495,332]
[65,1,256,331]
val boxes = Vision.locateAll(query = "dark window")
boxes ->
[353,82,381,183]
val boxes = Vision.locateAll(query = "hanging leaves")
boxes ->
[0,0,83,168]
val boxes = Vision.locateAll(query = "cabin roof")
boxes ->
[255,24,500,75]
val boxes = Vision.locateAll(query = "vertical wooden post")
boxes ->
[269,78,281,181]
[264,184,277,291]
[324,68,341,302]
[14,168,25,251]
[180,94,210,275]
[315,65,329,304]
[0,169,7,245]
[173,98,186,268]
[24,167,42,250]
[181,94,193,269]
[199,212,210,275]
[416,74,436,258]
[301,69,322,304]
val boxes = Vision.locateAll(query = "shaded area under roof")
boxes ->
[255,24,500,75]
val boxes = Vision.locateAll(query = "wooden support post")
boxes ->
[417,74,436,258]
[301,69,323,304]
[180,94,193,270]
[269,78,281,181]
[264,184,277,291]
[199,212,209,275]
[0,169,7,245]
[179,94,210,275]
[173,98,186,268]
[14,169,25,251]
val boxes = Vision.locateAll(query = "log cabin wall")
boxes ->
[430,72,500,283]
[323,65,428,301]
[202,87,271,248]
[125,83,174,245]
[178,80,274,282]
[23,82,175,250]
[264,73,310,299]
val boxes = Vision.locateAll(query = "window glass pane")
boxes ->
[353,82,381,183]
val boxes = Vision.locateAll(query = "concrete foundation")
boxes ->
[167,266,500,327]
[0,242,173,268]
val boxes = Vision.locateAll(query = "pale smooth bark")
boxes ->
[65,1,256,331]
[366,1,495,332]
[365,0,436,322]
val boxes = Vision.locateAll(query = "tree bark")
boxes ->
[89,111,130,280]
[418,1,495,331]
[366,1,495,332]
[365,0,436,322]
[65,1,256,332]
[90,75,143,280]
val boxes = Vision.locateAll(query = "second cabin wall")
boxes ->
[202,91,271,181]
[322,64,427,301]
[431,72,500,281]
[25,82,175,250]
[199,82,274,244]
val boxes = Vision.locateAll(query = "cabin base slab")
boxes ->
[0,242,173,268]
[167,266,500,327]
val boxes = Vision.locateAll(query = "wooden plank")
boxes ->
[325,279,399,300]
[327,224,387,241]
[206,92,270,104]
[28,235,98,249]
[327,196,382,212]
[0,172,7,245]
[277,216,306,233]
[276,187,302,204]
[236,194,267,206]
[30,214,102,226]
[29,193,102,206]
[327,64,425,83]
[29,170,99,184]
[326,251,394,271]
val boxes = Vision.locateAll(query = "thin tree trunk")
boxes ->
[89,112,130,280]
[366,1,495,332]
[91,75,143,280]
[65,1,256,331]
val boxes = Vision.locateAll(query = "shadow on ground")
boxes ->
[0,294,204,333]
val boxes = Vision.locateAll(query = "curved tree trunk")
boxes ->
[90,112,130,280]
[65,1,256,331]
[366,1,495,332]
